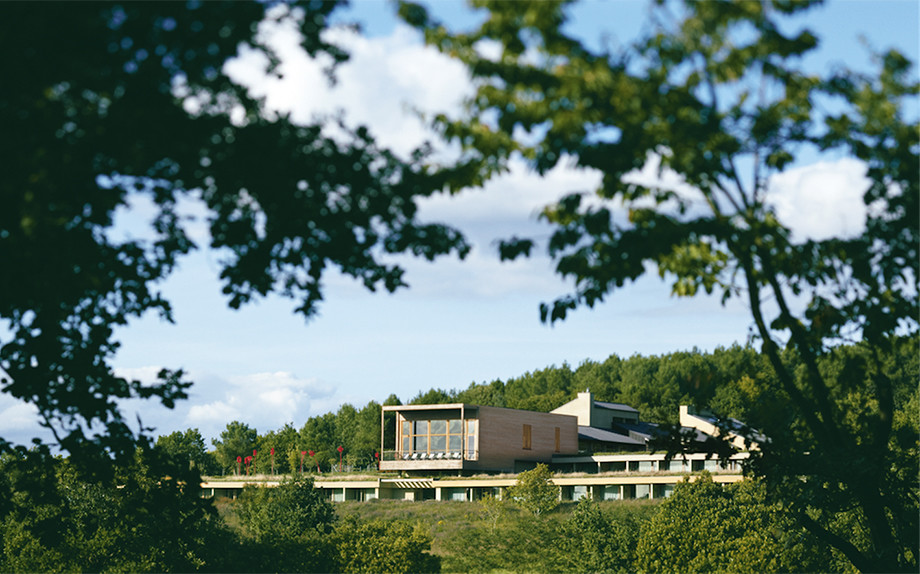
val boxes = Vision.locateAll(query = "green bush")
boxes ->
[331,515,440,573]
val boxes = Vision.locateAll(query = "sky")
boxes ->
[2,0,917,447]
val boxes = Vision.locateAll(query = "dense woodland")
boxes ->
[177,337,917,479]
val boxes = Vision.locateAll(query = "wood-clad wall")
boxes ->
[474,406,578,472]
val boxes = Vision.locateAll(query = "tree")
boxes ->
[558,498,646,574]
[507,463,558,517]
[155,427,216,474]
[299,412,337,470]
[403,1,918,570]
[409,388,455,405]
[234,475,336,541]
[212,421,257,475]
[0,0,469,460]
[635,474,841,573]
[0,445,231,572]
[255,423,299,475]
[478,493,506,536]
[331,516,441,574]
[352,401,383,461]
[233,475,337,572]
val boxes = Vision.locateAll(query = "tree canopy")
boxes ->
[635,474,841,573]
[508,463,559,517]
[401,0,918,571]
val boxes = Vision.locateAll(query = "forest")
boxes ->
[166,337,918,479]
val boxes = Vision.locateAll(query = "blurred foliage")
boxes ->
[0,445,233,572]
[0,0,468,460]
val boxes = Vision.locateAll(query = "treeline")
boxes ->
[170,337,916,476]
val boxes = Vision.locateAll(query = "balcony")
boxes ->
[381,450,478,462]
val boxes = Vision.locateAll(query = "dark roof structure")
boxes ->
[593,401,639,413]
[577,425,645,447]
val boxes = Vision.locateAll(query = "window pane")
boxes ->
[414,420,428,435]
[414,435,428,451]
[402,437,411,451]
[448,435,461,451]
[402,421,411,436]
[449,419,462,434]
[430,420,446,434]
[466,420,477,435]
[431,435,446,451]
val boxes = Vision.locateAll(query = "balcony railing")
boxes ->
[381,450,478,462]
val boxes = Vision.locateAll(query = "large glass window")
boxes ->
[399,417,466,456]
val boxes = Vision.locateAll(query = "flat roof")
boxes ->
[577,425,645,446]
[382,403,471,412]
[594,401,639,413]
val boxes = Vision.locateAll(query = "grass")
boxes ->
[334,498,660,563]
[213,491,660,570]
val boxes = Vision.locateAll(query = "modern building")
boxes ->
[201,396,753,503]
[202,452,746,502]
[551,390,640,427]
[378,403,579,473]
[679,404,763,450]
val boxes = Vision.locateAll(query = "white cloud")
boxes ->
[184,371,336,440]
[114,365,164,384]
[0,401,41,432]
[420,155,602,229]
[766,158,869,242]
[224,20,471,158]
[109,366,344,443]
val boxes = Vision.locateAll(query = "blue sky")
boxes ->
[2,0,917,446]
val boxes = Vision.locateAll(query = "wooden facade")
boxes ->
[379,403,578,473]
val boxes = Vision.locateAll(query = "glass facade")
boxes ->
[399,416,476,459]
[602,485,621,500]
